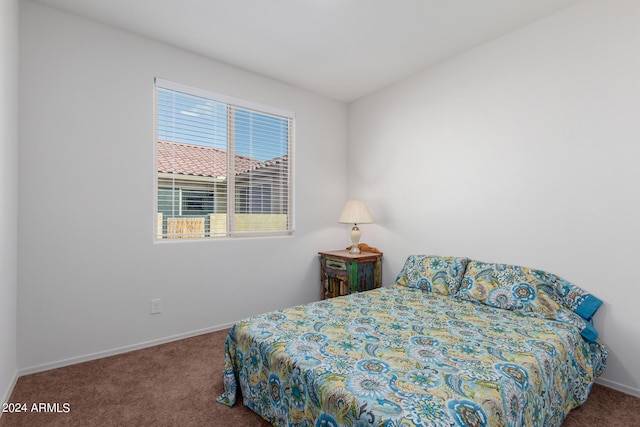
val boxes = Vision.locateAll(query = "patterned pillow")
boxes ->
[456,260,563,320]
[555,308,599,342]
[395,256,469,295]
[530,269,603,321]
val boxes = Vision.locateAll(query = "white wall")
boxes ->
[18,1,347,371]
[0,0,19,406]
[348,0,640,396]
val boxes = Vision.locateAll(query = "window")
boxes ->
[155,79,294,239]
[182,189,215,214]
[238,184,272,214]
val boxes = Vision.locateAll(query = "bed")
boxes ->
[217,256,607,427]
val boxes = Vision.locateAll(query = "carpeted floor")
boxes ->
[1,329,638,426]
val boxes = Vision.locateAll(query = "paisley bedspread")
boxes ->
[217,285,607,427]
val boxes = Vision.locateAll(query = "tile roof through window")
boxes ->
[157,140,286,178]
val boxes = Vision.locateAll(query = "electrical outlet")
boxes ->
[150,298,162,315]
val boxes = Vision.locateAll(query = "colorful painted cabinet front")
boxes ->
[318,250,383,299]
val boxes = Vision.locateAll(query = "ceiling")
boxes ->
[32,0,582,102]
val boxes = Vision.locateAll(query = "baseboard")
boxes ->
[17,322,236,377]
[596,377,640,398]
[0,371,19,419]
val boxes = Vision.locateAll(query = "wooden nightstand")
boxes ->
[318,250,383,299]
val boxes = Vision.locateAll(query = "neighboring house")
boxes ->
[156,140,289,238]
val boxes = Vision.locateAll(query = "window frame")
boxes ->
[154,78,295,241]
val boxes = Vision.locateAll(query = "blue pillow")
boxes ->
[460,261,602,342]
[581,322,599,342]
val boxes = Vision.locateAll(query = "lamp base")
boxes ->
[348,225,361,254]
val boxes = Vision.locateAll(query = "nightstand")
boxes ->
[318,250,383,299]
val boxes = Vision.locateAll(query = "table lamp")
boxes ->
[338,200,373,254]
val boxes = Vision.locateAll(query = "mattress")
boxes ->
[217,284,606,427]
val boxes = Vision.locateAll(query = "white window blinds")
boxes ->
[155,78,294,239]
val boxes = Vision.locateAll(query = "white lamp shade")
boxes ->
[338,200,373,224]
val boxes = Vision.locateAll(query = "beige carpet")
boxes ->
[1,329,638,426]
